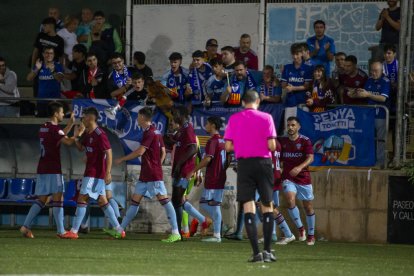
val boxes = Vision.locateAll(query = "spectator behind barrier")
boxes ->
[205,58,226,106]
[376,0,401,47]
[307,20,335,77]
[234,34,258,70]
[79,52,107,99]
[383,44,398,114]
[63,44,88,98]
[221,60,261,107]
[371,0,401,61]
[338,55,368,105]
[221,46,236,73]
[27,47,64,117]
[331,52,347,90]
[87,11,123,66]
[355,61,390,167]
[0,57,20,117]
[306,65,335,112]
[204,38,221,63]
[188,50,213,108]
[299,42,315,70]
[259,65,282,104]
[57,16,79,63]
[107,53,132,101]
[40,7,64,32]
[33,17,65,67]
[281,43,312,107]
[129,51,153,81]
[76,8,94,46]
[161,52,190,105]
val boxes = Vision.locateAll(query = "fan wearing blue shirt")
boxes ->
[355,61,390,167]
[307,20,335,77]
[205,58,226,105]
[27,46,64,117]
[281,43,312,107]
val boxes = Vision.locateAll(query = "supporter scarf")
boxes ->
[189,63,211,104]
[87,67,98,98]
[112,65,130,88]
[228,70,256,105]
[383,59,398,84]
[166,67,186,102]
[311,81,326,112]
[260,78,275,96]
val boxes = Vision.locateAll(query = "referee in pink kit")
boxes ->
[224,90,277,263]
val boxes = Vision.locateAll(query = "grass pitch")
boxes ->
[1,229,414,275]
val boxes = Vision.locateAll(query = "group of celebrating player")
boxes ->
[20,96,315,261]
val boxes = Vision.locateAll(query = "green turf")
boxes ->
[1,229,414,275]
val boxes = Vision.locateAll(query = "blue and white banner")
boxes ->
[297,106,376,167]
[72,100,285,164]
[72,99,167,165]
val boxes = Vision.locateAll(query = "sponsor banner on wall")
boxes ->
[297,105,376,167]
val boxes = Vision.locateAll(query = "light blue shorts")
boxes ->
[135,181,167,199]
[173,178,189,189]
[105,182,113,192]
[282,180,314,201]
[35,174,65,195]
[273,190,280,207]
[201,188,224,203]
[80,177,106,200]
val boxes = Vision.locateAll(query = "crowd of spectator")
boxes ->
[0,1,400,125]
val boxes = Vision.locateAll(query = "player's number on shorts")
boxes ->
[40,138,45,157]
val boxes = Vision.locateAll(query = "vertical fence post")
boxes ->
[126,0,132,65]
[395,0,409,167]
[258,0,266,69]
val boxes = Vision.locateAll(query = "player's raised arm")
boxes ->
[74,123,86,151]
[63,112,75,135]
[60,123,85,146]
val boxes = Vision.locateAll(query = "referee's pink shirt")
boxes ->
[224,108,277,159]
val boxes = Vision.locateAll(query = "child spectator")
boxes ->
[306,65,335,112]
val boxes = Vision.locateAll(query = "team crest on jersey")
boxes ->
[89,137,93,144]
[296,143,302,150]
[168,78,175,87]
[231,83,240,91]
[355,81,360,86]
[300,71,305,76]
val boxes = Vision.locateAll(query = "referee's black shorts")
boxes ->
[236,157,274,204]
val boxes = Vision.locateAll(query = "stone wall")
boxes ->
[126,165,403,243]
